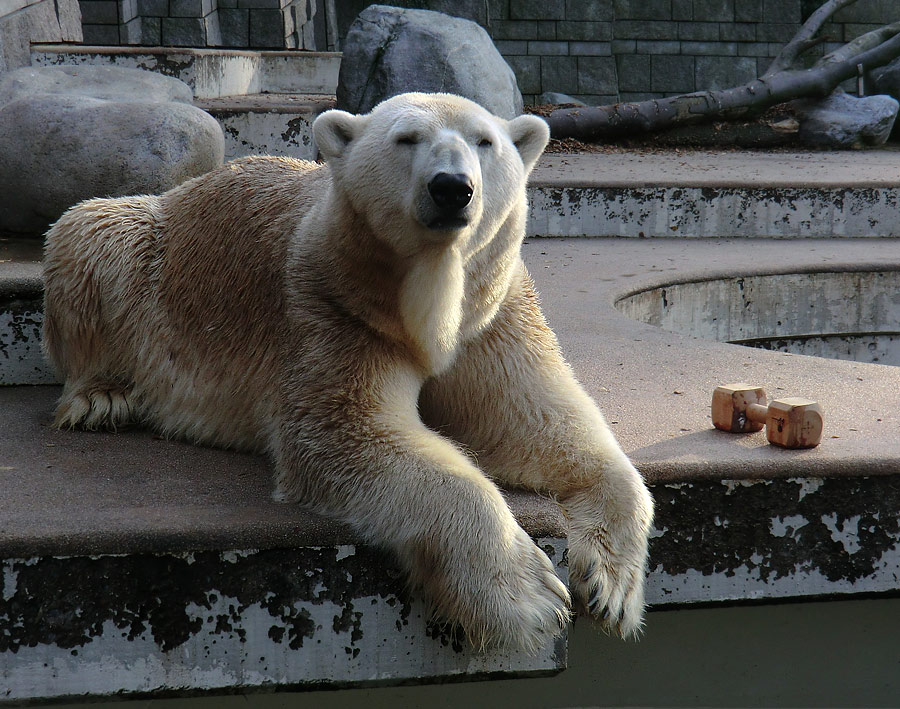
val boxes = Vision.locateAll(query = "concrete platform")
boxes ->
[195,94,335,162]
[30,44,341,98]
[528,150,900,237]
[2,151,900,702]
[533,149,900,189]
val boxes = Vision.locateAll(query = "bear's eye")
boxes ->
[396,134,418,146]
[478,137,493,148]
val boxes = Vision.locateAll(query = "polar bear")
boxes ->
[43,92,653,652]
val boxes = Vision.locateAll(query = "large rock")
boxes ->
[867,57,900,135]
[539,92,586,106]
[867,56,900,101]
[337,4,523,119]
[0,65,194,105]
[793,90,899,149]
[332,0,488,48]
[0,66,224,234]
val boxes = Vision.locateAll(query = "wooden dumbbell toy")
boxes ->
[711,383,824,449]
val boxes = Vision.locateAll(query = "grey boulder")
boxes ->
[539,92,586,106]
[337,4,523,119]
[868,56,900,101]
[0,65,195,105]
[793,90,899,149]
[867,57,900,134]
[0,66,224,234]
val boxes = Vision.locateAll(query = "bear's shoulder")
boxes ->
[225,155,320,175]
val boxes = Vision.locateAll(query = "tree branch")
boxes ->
[814,19,900,66]
[765,0,859,75]
[546,29,900,142]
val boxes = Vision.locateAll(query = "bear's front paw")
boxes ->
[422,524,571,653]
[564,473,654,639]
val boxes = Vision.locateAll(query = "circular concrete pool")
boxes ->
[616,270,900,365]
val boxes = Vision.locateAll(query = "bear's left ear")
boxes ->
[507,114,550,173]
[314,109,365,163]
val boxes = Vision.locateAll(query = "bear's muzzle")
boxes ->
[426,172,474,230]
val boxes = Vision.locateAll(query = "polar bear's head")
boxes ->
[313,93,549,255]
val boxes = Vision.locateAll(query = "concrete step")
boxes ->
[4,234,900,701]
[30,44,341,99]
[529,151,900,237]
[0,237,569,700]
[0,381,569,703]
[195,93,334,161]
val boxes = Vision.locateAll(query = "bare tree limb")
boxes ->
[815,19,900,66]
[765,0,858,75]
[546,29,900,142]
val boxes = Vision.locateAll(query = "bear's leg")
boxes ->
[43,197,153,432]
[271,361,571,652]
[421,270,654,639]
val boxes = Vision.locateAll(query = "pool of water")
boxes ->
[616,270,900,365]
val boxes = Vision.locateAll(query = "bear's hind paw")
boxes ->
[54,381,134,432]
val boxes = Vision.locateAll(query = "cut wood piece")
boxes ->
[711,384,824,449]
[765,397,825,449]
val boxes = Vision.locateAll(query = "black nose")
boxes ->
[428,173,473,212]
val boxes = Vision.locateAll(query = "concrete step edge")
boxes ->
[30,43,342,98]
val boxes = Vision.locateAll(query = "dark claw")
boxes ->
[557,610,568,630]
[581,562,596,583]
[588,585,602,611]
[601,607,611,621]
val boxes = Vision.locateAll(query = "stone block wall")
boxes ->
[488,0,898,104]
[66,0,897,103]
[0,0,82,70]
[77,0,324,47]
[81,0,144,44]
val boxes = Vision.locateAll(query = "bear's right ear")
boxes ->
[314,110,364,162]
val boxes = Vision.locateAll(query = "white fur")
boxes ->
[398,246,465,373]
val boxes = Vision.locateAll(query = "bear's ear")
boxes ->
[314,109,364,162]
[507,114,550,173]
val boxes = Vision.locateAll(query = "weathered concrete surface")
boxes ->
[534,149,900,191]
[522,237,900,480]
[528,151,900,237]
[30,44,341,99]
[1,542,568,702]
[0,385,567,558]
[0,241,44,385]
[4,152,900,702]
[646,476,900,605]
[4,474,900,703]
[195,94,334,161]
[0,290,48,385]
[618,271,900,365]
[31,44,261,99]
[260,53,341,95]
